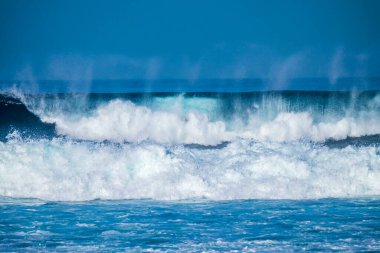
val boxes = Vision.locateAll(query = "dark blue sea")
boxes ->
[0,79,380,252]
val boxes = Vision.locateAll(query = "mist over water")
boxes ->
[3,43,378,92]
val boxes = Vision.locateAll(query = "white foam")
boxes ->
[43,100,232,145]
[243,111,380,142]
[10,91,380,144]
[0,138,379,201]
[36,99,380,144]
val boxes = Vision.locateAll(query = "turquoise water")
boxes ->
[1,198,379,252]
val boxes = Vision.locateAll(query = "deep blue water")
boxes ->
[1,198,380,252]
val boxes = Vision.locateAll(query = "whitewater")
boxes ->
[1,90,380,201]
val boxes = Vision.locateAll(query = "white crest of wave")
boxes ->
[43,99,380,144]
[0,139,379,201]
[42,100,232,145]
[244,111,380,142]
[13,93,380,144]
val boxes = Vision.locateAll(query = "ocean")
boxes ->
[0,83,380,251]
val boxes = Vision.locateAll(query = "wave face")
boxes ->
[1,90,380,201]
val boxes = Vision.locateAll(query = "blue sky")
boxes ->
[1,0,380,82]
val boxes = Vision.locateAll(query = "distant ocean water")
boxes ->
[0,79,380,251]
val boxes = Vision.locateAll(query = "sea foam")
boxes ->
[30,97,380,144]
[0,138,379,201]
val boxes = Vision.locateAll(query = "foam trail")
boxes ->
[0,138,379,201]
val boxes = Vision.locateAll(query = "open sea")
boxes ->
[0,79,380,252]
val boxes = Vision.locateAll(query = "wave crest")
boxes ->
[46,100,232,145]
[6,91,380,144]
[40,99,380,144]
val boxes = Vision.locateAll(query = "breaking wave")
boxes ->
[6,91,380,144]
[1,90,380,201]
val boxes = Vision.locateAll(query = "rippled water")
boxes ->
[1,198,379,252]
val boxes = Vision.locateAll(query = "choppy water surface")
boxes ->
[1,198,379,252]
